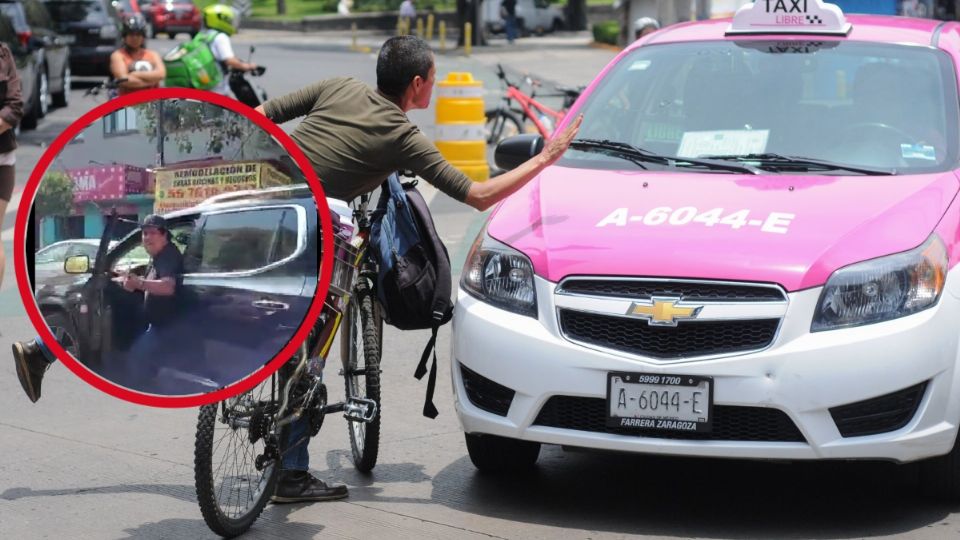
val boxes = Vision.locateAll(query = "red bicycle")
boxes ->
[484,63,584,145]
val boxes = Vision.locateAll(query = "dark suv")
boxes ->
[41,0,120,77]
[38,185,321,394]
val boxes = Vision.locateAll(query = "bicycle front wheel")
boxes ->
[195,375,281,538]
[340,277,383,472]
[484,108,523,145]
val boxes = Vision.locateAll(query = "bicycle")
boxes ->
[484,63,584,145]
[83,78,127,102]
[193,191,383,538]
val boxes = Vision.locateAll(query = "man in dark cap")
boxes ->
[12,214,183,400]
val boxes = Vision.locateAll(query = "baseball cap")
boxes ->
[140,214,168,231]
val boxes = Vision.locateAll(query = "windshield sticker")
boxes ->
[677,130,770,158]
[901,143,937,161]
[628,60,652,71]
[644,123,683,143]
[596,207,796,235]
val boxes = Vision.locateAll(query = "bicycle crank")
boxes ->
[344,397,378,423]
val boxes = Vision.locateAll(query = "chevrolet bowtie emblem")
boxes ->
[626,298,703,326]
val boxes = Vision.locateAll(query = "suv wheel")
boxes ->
[52,65,70,108]
[464,433,540,473]
[44,311,80,359]
[21,70,43,130]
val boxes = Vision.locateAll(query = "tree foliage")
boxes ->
[36,171,75,218]
[135,100,250,157]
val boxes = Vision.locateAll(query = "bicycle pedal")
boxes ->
[343,397,378,423]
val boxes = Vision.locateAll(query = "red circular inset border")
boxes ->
[14,88,335,408]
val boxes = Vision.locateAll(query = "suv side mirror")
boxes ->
[64,255,91,274]
[494,134,544,171]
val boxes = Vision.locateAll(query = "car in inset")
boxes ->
[38,185,321,395]
[42,0,121,77]
[454,1,960,500]
[142,0,199,39]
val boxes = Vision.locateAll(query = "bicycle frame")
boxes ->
[504,85,565,138]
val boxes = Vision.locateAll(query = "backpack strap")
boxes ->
[414,324,440,419]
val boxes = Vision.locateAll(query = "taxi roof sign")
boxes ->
[726,1,852,36]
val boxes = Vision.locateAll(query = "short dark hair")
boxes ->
[376,36,434,99]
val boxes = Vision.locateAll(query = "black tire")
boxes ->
[195,377,281,538]
[21,71,42,130]
[919,434,960,501]
[52,65,70,108]
[43,311,79,359]
[484,108,524,146]
[552,18,564,32]
[464,433,540,473]
[339,277,382,473]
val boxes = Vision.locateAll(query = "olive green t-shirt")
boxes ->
[262,77,473,203]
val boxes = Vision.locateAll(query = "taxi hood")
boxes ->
[485,167,960,291]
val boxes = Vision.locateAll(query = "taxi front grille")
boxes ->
[559,310,779,359]
[534,396,805,442]
[558,279,786,302]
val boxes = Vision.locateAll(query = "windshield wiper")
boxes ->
[700,153,897,176]
[570,139,760,174]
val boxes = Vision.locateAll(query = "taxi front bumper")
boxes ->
[451,273,960,464]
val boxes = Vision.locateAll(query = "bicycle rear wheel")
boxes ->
[484,108,523,145]
[340,277,383,472]
[195,375,281,538]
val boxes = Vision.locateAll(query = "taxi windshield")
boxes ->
[565,40,960,174]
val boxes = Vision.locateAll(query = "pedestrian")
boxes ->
[501,0,518,44]
[399,0,416,29]
[634,16,660,41]
[111,15,166,95]
[254,35,581,504]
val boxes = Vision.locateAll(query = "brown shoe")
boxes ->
[13,340,50,403]
[271,470,348,503]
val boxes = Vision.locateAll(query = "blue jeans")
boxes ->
[35,338,55,363]
[282,416,311,470]
[106,324,172,393]
[505,14,518,43]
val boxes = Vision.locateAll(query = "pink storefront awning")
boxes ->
[69,165,151,203]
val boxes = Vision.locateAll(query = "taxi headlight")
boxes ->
[811,235,947,332]
[461,228,537,317]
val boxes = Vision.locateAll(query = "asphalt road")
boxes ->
[2,31,959,540]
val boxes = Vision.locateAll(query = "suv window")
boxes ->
[186,207,300,274]
[111,222,192,273]
[0,3,28,34]
[23,0,52,29]
[43,0,107,23]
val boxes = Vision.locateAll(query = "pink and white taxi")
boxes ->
[452,1,960,497]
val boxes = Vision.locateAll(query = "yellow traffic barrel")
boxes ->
[435,72,489,182]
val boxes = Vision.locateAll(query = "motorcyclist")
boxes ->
[110,14,166,95]
[200,5,259,97]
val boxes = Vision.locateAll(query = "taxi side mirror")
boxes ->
[494,134,544,172]
[64,255,91,274]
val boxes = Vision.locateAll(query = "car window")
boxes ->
[567,40,960,174]
[185,207,300,274]
[64,243,98,258]
[23,0,52,29]
[0,4,28,33]
[42,0,105,23]
[36,244,70,264]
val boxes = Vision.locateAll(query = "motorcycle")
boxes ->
[229,46,268,108]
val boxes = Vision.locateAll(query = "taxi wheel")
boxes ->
[919,434,960,501]
[465,433,540,473]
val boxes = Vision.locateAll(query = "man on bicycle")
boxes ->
[255,35,580,503]
[111,15,166,96]
[200,5,259,97]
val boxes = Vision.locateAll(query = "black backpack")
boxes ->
[369,173,453,418]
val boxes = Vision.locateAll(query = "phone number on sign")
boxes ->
[596,207,796,234]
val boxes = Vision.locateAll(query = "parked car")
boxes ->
[483,0,565,35]
[142,0,199,39]
[455,2,960,500]
[40,185,320,394]
[35,239,112,283]
[0,0,70,126]
[41,0,120,77]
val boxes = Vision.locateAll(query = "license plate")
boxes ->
[606,372,713,432]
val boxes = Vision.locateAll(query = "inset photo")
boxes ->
[28,96,324,397]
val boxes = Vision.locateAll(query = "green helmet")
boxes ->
[203,4,237,36]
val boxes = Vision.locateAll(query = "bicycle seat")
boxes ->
[556,85,585,97]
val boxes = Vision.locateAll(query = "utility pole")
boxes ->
[155,100,165,168]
